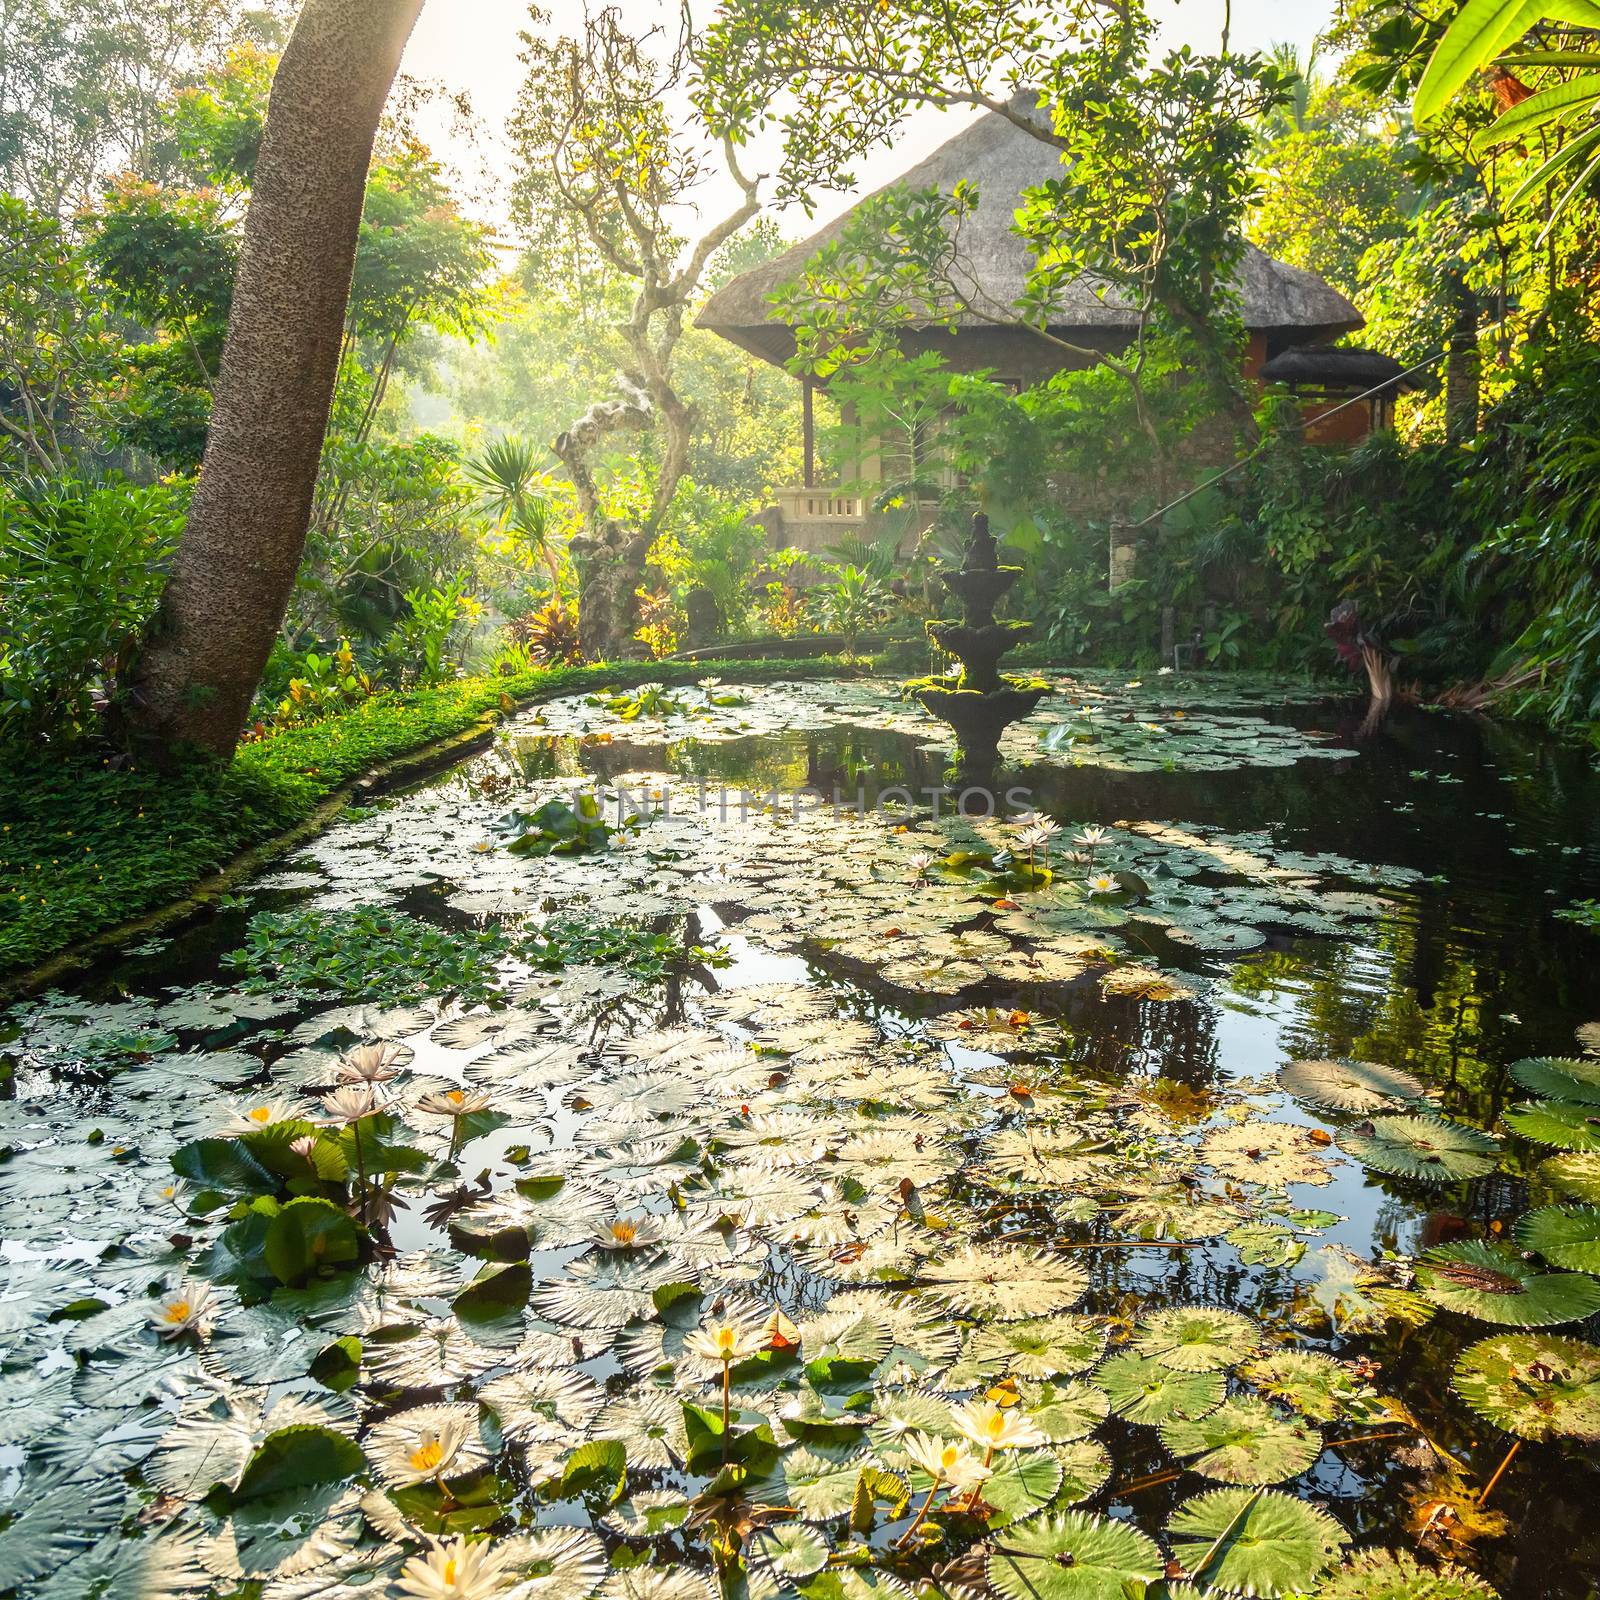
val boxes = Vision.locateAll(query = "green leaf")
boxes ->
[561,1439,627,1502]
[202,1203,279,1290]
[171,1137,277,1196]
[1276,1057,1426,1113]
[1416,1238,1600,1325]
[1227,1222,1307,1268]
[1338,1115,1499,1182]
[1130,1307,1260,1371]
[262,1197,361,1287]
[1158,1397,1322,1484]
[1310,1547,1500,1598]
[232,1423,364,1503]
[988,1509,1163,1600]
[847,1465,908,1535]
[680,1401,779,1477]
[310,1335,362,1391]
[1509,1056,1600,1106]
[1514,1203,1600,1271]
[1166,1486,1349,1596]
[1451,1330,1600,1441]
[1098,1352,1226,1425]
[779,1444,869,1521]
[1505,1098,1600,1150]
[982,1448,1066,1528]
[756,1524,831,1579]
[1415,0,1553,123]
[454,1262,532,1337]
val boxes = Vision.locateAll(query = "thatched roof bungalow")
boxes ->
[699,102,1392,548]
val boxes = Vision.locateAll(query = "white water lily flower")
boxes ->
[396,1536,512,1600]
[1073,826,1109,848]
[949,1398,1047,1453]
[289,1134,318,1160]
[319,1084,381,1124]
[903,1430,992,1489]
[1086,873,1120,896]
[150,1282,215,1340]
[1011,810,1044,830]
[416,1087,494,1117]
[908,853,934,879]
[337,1043,406,1084]
[371,1404,481,1487]
[226,1098,300,1134]
[684,1316,765,1364]
[590,1214,663,1251]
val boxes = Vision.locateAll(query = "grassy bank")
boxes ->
[0,657,849,985]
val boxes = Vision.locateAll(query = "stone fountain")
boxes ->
[908,511,1049,774]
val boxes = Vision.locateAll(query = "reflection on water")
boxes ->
[10,689,1600,1598]
[493,696,1600,1597]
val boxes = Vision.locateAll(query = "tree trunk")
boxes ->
[1446,283,1481,446]
[122,0,425,761]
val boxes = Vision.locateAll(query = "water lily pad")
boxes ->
[917,1243,1088,1321]
[1504,1099,1600,1151]
[1310,1548,1500,1599]
[1416,1239,1600,1326]
[1540,1151,1600,1202]
[1158,1396,1322,1484]
[1097,1353,1226,1425]
[1451,1331,1600,1441]
[1277,1058,1427,1113]
[957,1315,1107,1380]
[1508,1056,1600,1106]
[1338,1116,1499,1183]
[1514,1204,1600,1272]
[1130,1307,1260,1372]
[1240,1350,1378,1423]
[988,1509,1164,1600]
[1166,1486,1349,1596]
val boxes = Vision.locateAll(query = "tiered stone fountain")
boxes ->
[908,511,1049,775]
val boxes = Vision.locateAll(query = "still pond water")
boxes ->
[2,673,1598,1600]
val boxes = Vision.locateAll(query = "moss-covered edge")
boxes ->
[0,657,856,995]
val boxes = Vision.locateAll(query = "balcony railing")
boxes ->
[770,487,867,523]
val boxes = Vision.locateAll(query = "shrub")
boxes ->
[0,477,186,742]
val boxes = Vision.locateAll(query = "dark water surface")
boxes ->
[11,685,1600,1600]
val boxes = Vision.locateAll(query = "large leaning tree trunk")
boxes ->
[122,0,425,761]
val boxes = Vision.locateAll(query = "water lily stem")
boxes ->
[351,1120,368,1222]
[1477,1439,1521,1507]
[1191,1485,1263,1586]
[721,1358,732,1463]
[893,1477,944,1550]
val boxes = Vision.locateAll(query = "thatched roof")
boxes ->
[1259,346,1410,390]
[700,102,1363,366]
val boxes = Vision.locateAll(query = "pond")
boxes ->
[3,672,1599,1600]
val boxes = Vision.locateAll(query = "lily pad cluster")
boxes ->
[4,679,1595,1599]
[510,676,1357,776]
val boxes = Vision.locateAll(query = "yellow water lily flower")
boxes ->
[396,1535,511,1600]
[902,1430,991,1489]
[949,1398,1047,1454]
[370,1404,484,1488]
[590,1214,663,1251]
[150,1282,215,1340]
[684,1316,764,1364]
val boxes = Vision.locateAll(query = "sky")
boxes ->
[401,0,1338,245]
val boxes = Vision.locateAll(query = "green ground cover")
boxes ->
[0,658,846,983]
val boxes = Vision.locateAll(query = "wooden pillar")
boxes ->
[802,376,816,488]
[1109,522,1138,590]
